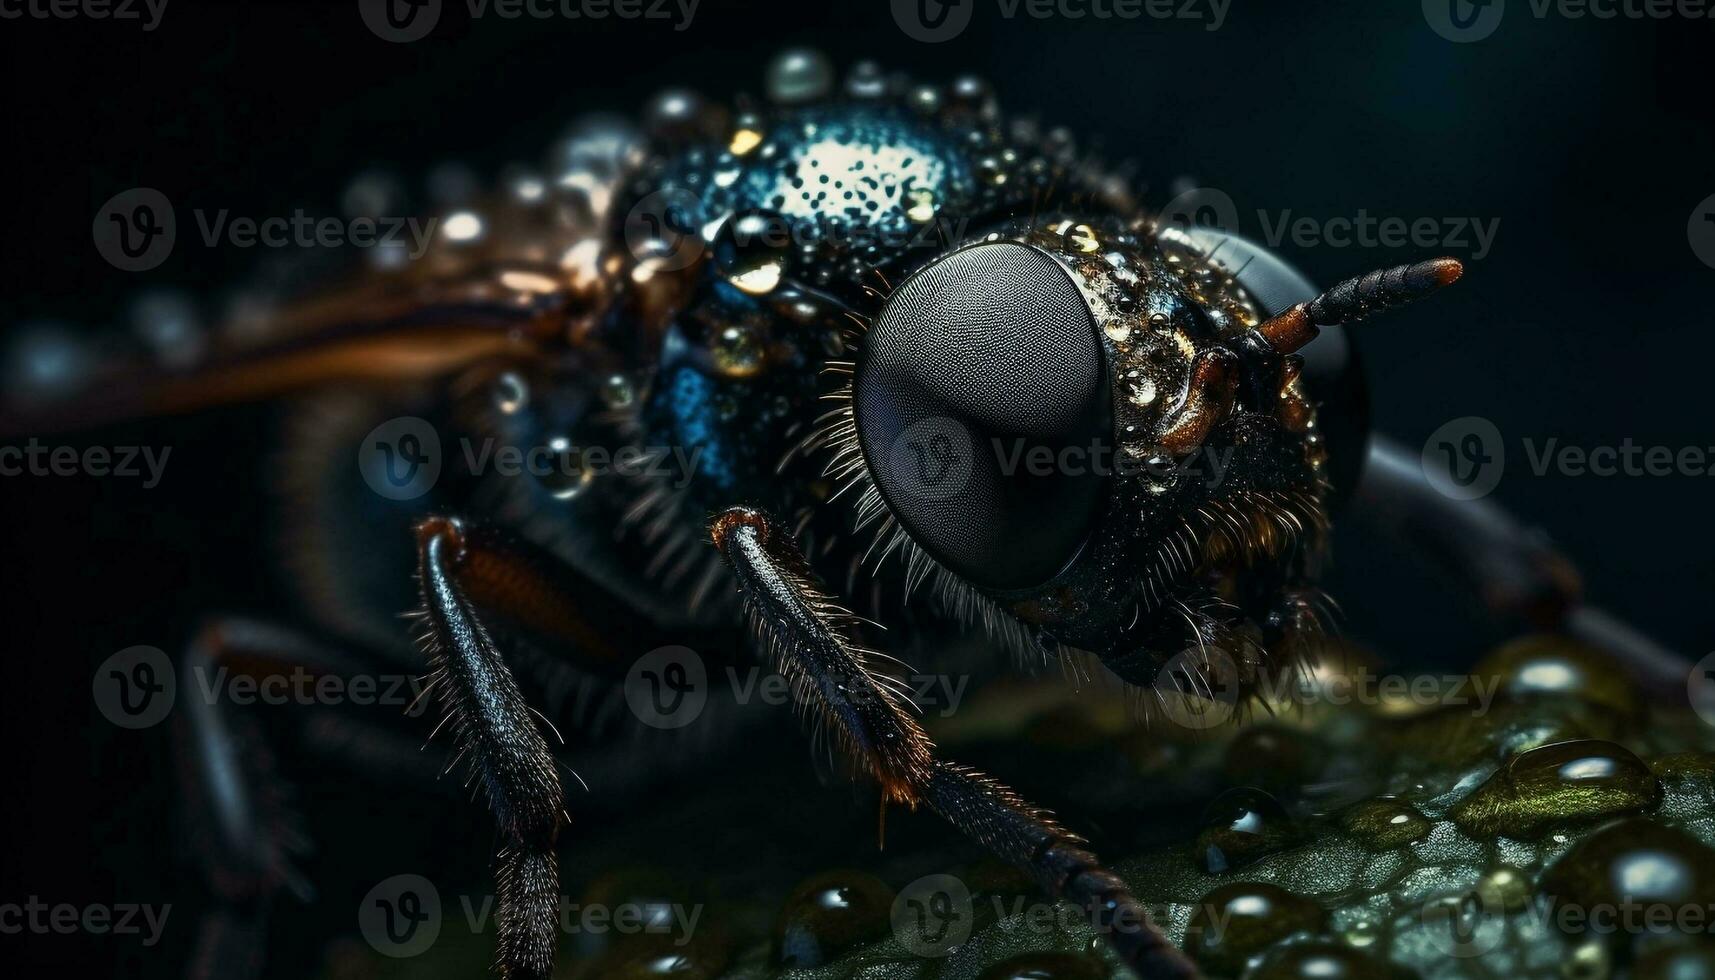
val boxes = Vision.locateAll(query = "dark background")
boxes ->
[2,0,1711,975]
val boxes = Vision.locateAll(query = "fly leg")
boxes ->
[1355,434,1688,694]
[710,506,1200,980]
[176,618,397,980]
[412,516,571,980]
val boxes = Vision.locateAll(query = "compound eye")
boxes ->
[853,242,1111,591]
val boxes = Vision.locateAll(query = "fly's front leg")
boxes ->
[710,507,1200,980]
[413,516,569,980]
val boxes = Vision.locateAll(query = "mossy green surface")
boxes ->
[703,636,1715,980]
[316,636,1715,980]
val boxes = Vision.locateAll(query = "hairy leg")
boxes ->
[710,506,1200,980]
[414,516,567,980]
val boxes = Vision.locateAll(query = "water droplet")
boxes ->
[131,291,205,369]
[602,373,636,410]
[1247,942,1404,980]
[492,372,528,415]
[537,436,594,501]
[976,951,1106,980]
[1103,321,1132,343]
[1197,787,1297,873]
[1473,864,1533,914]
[766,48,833,104]
[504,167,547,204]
[729,126,764,156]
[646,89,722,143]
[1451,739,1661,839]
[950,75,995,117]
[369,239,411,270]
[1633,943,1715,980]
[1472,635,1640,720]
[556,117,643,174]
[905,187,937,224]
[1340,797,1431,851]
[441,211,484,243]
[1342,915,1382,948]
[716,210,792,296]
[844,61,887,100]
[1542,818,1715,939]
[1128,374,1158,407]
[710,325,765,378]
[578,936,729,980]
[1066,223,1100,253]
[1186,882,1326,974]
[1562,940,1612,980]
[6,323,88,397]
[774,871,893,967]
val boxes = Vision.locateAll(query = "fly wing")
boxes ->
[4,118,646,436]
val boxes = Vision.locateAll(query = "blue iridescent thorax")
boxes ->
[642,104,986,293]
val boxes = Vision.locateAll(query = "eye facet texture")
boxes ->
[854,242,1110,591]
